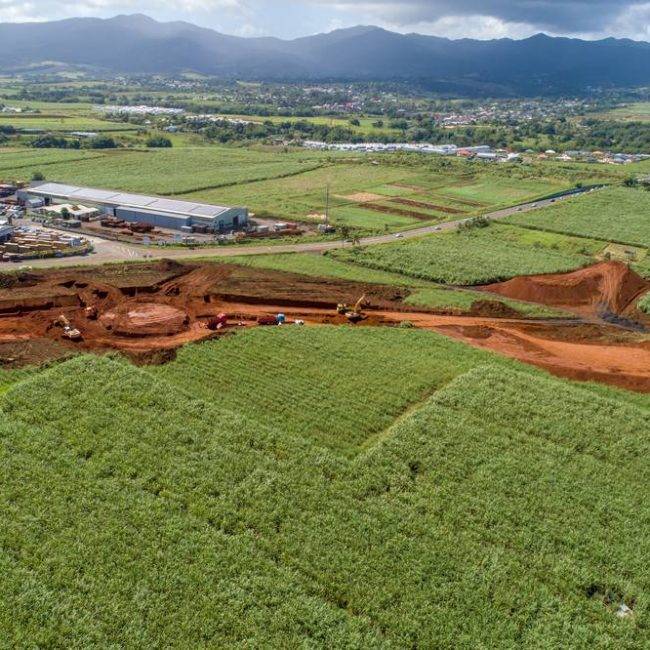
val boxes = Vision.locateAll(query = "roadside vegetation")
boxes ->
[639,291,650,314]
[331,223,600,285]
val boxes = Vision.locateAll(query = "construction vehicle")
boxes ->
[345,295,367,323]
[53,315,82,341]
[207,313,228,331]
[337,295,367,323]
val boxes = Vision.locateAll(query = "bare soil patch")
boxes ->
[358,203,436,221]
[390,198,465,214]
[342,192,386,203]
[484,261,649,318]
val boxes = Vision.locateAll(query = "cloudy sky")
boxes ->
[3,0,650,41]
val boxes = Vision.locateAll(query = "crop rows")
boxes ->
[506,187,650,248]
[1,336,647,647]
[332,224,596,285]
[153,326,492,454]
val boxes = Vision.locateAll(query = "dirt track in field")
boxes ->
[356,202,436,221]
[0,260,647,391]
[389,198,466,214]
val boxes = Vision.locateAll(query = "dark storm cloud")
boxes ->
[328,0,641,33]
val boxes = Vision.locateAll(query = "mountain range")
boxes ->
[2,14,650,95]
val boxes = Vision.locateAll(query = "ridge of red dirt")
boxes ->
[484,261,649,316]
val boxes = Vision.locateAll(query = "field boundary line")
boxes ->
[167,163,327,197]
[500,221,649,251]
[355,378,465,455]
[0,153,108,171]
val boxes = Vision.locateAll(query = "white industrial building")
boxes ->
[18,182,248,233]
[42,203,100,220]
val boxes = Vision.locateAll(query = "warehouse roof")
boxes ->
[27,182,236,220]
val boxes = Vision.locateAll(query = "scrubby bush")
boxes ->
[146,136,173,148]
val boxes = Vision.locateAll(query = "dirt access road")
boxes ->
[0,187,599,271]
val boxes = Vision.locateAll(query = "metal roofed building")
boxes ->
[18,182,248,232]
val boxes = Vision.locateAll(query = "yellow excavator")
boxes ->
[337,294,367,323]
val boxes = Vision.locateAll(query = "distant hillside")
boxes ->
[1,14,650,94]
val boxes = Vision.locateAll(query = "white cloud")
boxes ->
[0,0,649,41]
[606,2,650,40]
[379,14,540,39]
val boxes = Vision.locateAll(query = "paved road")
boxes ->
[0,187,598,271]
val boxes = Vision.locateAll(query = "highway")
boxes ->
[0,186,598,271]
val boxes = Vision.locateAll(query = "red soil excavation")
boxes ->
[100,303,189,337]
[484,261,650,319]
[0,260,647,392]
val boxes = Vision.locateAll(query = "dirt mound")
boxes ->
[485,262,649,316]
[0,272,40,290]
[469,300,521,318]
[100,303,189,337]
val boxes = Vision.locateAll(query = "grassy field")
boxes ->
[332,223,601,284]
[0,146,586,233]
[506,187,650,249]
[229,252,567,316]
[603,102,650,122]
[1,328,648,646]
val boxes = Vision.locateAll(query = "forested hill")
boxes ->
[1,14,650,95]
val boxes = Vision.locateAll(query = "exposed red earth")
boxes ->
[484,261,649,319]
[0,260,647,391]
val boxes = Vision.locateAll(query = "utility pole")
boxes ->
[325,184,330,226]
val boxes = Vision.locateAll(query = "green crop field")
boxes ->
[1,327,648,646]
[229,251,424,285]
[229,252,567,316]
[0,113,139,133]
[506,187,650,249]
[604,102,650,121]
[332,223,601,284]
[0,146,324,196]
[0,148,107,175]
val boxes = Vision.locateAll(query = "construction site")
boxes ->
[0,259,647,391]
